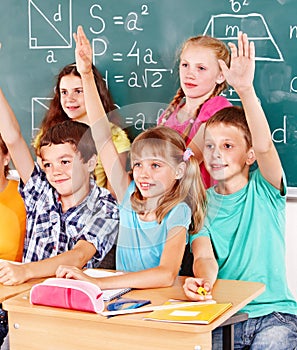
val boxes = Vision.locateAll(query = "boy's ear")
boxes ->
[87,154,97,172]
[246,148,256,165]
[175,162,186,180]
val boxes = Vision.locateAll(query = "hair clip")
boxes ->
[183,147,194,162]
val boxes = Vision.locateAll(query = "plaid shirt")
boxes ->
[19,164,119,268]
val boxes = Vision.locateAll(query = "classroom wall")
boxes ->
[286,200,297,300]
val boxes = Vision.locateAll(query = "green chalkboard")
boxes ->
[0,0,297,192]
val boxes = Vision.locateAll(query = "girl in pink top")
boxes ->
[158,35,232,188]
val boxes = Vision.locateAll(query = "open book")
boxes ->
[144,300,232,324]
[83,269,131,302]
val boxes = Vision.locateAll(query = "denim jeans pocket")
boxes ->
[272,312,297,331]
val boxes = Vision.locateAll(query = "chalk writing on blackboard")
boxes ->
[1,0,296,188]
[31,97,51,138]
[31,97,167,138]
[272,115,297,145]
[28,0,72,49]
[229,0,249,13]
[29,1,173,136]
[119,102,167,132]
[204,13,284,62]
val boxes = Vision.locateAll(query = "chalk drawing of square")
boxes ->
[28,0,72,49]
[31,97,52,138]
[203,13,284,62]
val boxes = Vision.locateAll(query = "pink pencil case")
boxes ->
[30,278,104,313]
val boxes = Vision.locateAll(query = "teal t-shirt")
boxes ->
[116,181,191,272]
[190,169,297,318]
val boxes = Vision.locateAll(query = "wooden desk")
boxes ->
[3,278,264,350]
[0,278,44,304]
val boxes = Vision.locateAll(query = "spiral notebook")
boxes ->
[83,269,131,301]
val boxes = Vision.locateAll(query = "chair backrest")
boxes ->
[97,245,116,270]
[179,243,194,277]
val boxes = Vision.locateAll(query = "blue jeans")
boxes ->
[212,312,297,350]
[0,306,8,347]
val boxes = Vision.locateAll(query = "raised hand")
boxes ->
[219,31,255,95]
[73,25,93,75]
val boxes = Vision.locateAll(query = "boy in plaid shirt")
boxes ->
[0,88,119,285]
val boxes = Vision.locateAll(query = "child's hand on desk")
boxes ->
[56,265,94,283]
[0,261,26,286]
[183,277,213,301]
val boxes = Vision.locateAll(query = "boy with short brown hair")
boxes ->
[0,89,119,285]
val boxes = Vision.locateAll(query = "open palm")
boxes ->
[219,31,255,94]
[73,25,93,75]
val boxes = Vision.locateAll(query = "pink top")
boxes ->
[158,96,232,188]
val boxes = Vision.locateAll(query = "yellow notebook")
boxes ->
[144,301,232,325]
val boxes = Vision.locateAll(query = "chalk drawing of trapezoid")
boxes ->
[203,13,284,62]
[28,0,72,49]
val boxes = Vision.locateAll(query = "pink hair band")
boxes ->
[183,148,194,161]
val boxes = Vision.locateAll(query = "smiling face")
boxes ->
[59,74,88,123]
[179,44,224,103]
[132,146,183,203]
[203,122,254,193]
[40,142,94,209]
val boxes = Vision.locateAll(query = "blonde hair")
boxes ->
[161,35,230,143]
[130,126,206,234]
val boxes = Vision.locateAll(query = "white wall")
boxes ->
[286,199,297,300]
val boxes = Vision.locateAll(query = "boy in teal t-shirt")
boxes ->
[183,32,297,349]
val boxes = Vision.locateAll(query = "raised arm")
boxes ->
[74,25,130,201]
[0,88,34,184]
[219,32,283,190]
